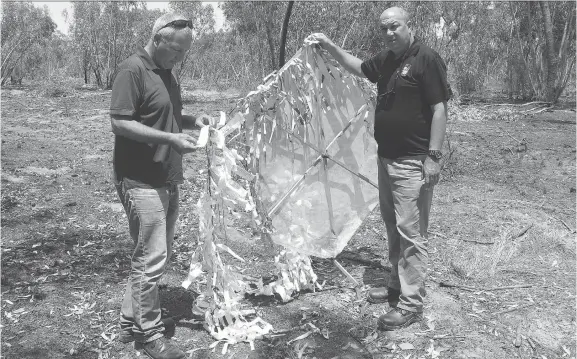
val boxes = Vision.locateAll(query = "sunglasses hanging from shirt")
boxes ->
[378,52,415,111]
[379,71,399,110]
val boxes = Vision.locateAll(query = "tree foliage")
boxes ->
[509,1,575,102]
[69,1,158,88]
[8,1,574,103]
[1,2,56,84]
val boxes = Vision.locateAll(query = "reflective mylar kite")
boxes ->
[236,39,379,258]
[184,38,378,350]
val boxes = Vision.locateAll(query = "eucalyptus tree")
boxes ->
[510,1,575,102]
[70,1,159,88]
[190,1,575,100]
[0,2,55,84]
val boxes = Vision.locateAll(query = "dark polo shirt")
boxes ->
[110,46,184,188]
[361,39,451,159]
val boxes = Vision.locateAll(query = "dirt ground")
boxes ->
[1,84,575,359]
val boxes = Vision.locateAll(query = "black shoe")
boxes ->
[367,287,400,306]
[377,308,421,331]
[119,317,176,343]
[136,337,186,359]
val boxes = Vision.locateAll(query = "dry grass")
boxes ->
[33,77,86,98]
[433,101,574,290]
[1,89,574,358]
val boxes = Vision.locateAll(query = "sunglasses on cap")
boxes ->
[158,19,193,32]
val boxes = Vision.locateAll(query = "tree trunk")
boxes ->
[539,1,558,102]
[1,35,26,78]
[554,10,576,100]
[265,18,277,71]
[278,1,294,69]
[510,3,539,98]
[92,64,102,88]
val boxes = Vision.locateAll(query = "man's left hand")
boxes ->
[423,156,441,187]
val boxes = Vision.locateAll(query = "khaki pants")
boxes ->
[377,155,433,313]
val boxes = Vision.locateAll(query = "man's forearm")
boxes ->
[429,102,447,150]
[111,116,175,145]
[322,43,365,78]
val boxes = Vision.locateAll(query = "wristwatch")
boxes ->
[428,150,443,160]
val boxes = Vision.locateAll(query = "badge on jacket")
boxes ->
[401,64,411,77]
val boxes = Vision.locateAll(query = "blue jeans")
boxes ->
[377,155,433,313]
[115,180,179,343]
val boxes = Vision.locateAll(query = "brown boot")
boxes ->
[367,287,400,306]
[136,337,185,359]
[377,308,421,330]
[119,317,176,343]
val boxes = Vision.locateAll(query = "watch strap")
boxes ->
[428,150,443,160]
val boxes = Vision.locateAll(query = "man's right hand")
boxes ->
[308,33,335,49]
[306,33,365,78]
[170,133,199,154]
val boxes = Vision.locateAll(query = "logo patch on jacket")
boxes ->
[401,64,411,77]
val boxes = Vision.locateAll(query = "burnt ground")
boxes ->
[1,84,575,359]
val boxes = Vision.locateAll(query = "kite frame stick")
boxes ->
[333,259,360,287]
[263,104,377,218]
[267,156,323,217]
[260,111,378,190]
